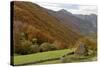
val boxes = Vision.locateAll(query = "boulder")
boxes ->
[74,44,88,56]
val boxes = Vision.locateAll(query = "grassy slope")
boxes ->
[14,49,73,65]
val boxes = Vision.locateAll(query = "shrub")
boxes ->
[20,32,28,40]
[30,45,40,53]
[39,42,57,52]
[32,38,38,44]
[15,40,33,55]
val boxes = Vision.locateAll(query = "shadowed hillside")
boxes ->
[47,9,97,36]
[74,14,97,28]
[13,1,82,49]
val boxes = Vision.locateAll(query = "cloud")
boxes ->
[57,3,79,10]
[78,6,97,14]
[33,1,97,15]
[36,2,79,9]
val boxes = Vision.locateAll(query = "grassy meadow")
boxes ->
[14,49,73,65]
[14,48,97,66]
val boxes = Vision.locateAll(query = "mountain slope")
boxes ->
[47,9,96,36]
[13,1,81,49]
[74,14,97,28]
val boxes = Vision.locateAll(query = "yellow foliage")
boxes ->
[75,36,97,50]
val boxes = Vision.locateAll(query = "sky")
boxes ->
[31,0,97,15]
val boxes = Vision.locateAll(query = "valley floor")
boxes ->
[13,48,97,66]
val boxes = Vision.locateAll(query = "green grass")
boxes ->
[14,48,74,65]
[14,48,97,65]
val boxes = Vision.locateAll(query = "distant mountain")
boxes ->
[58,9,72,16]
[47,9,97,36]
[13,1,81,49]
[74,14,97,28]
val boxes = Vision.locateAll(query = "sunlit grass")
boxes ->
[14,49,73,65]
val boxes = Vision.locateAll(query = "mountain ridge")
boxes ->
[47,8,97,36]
